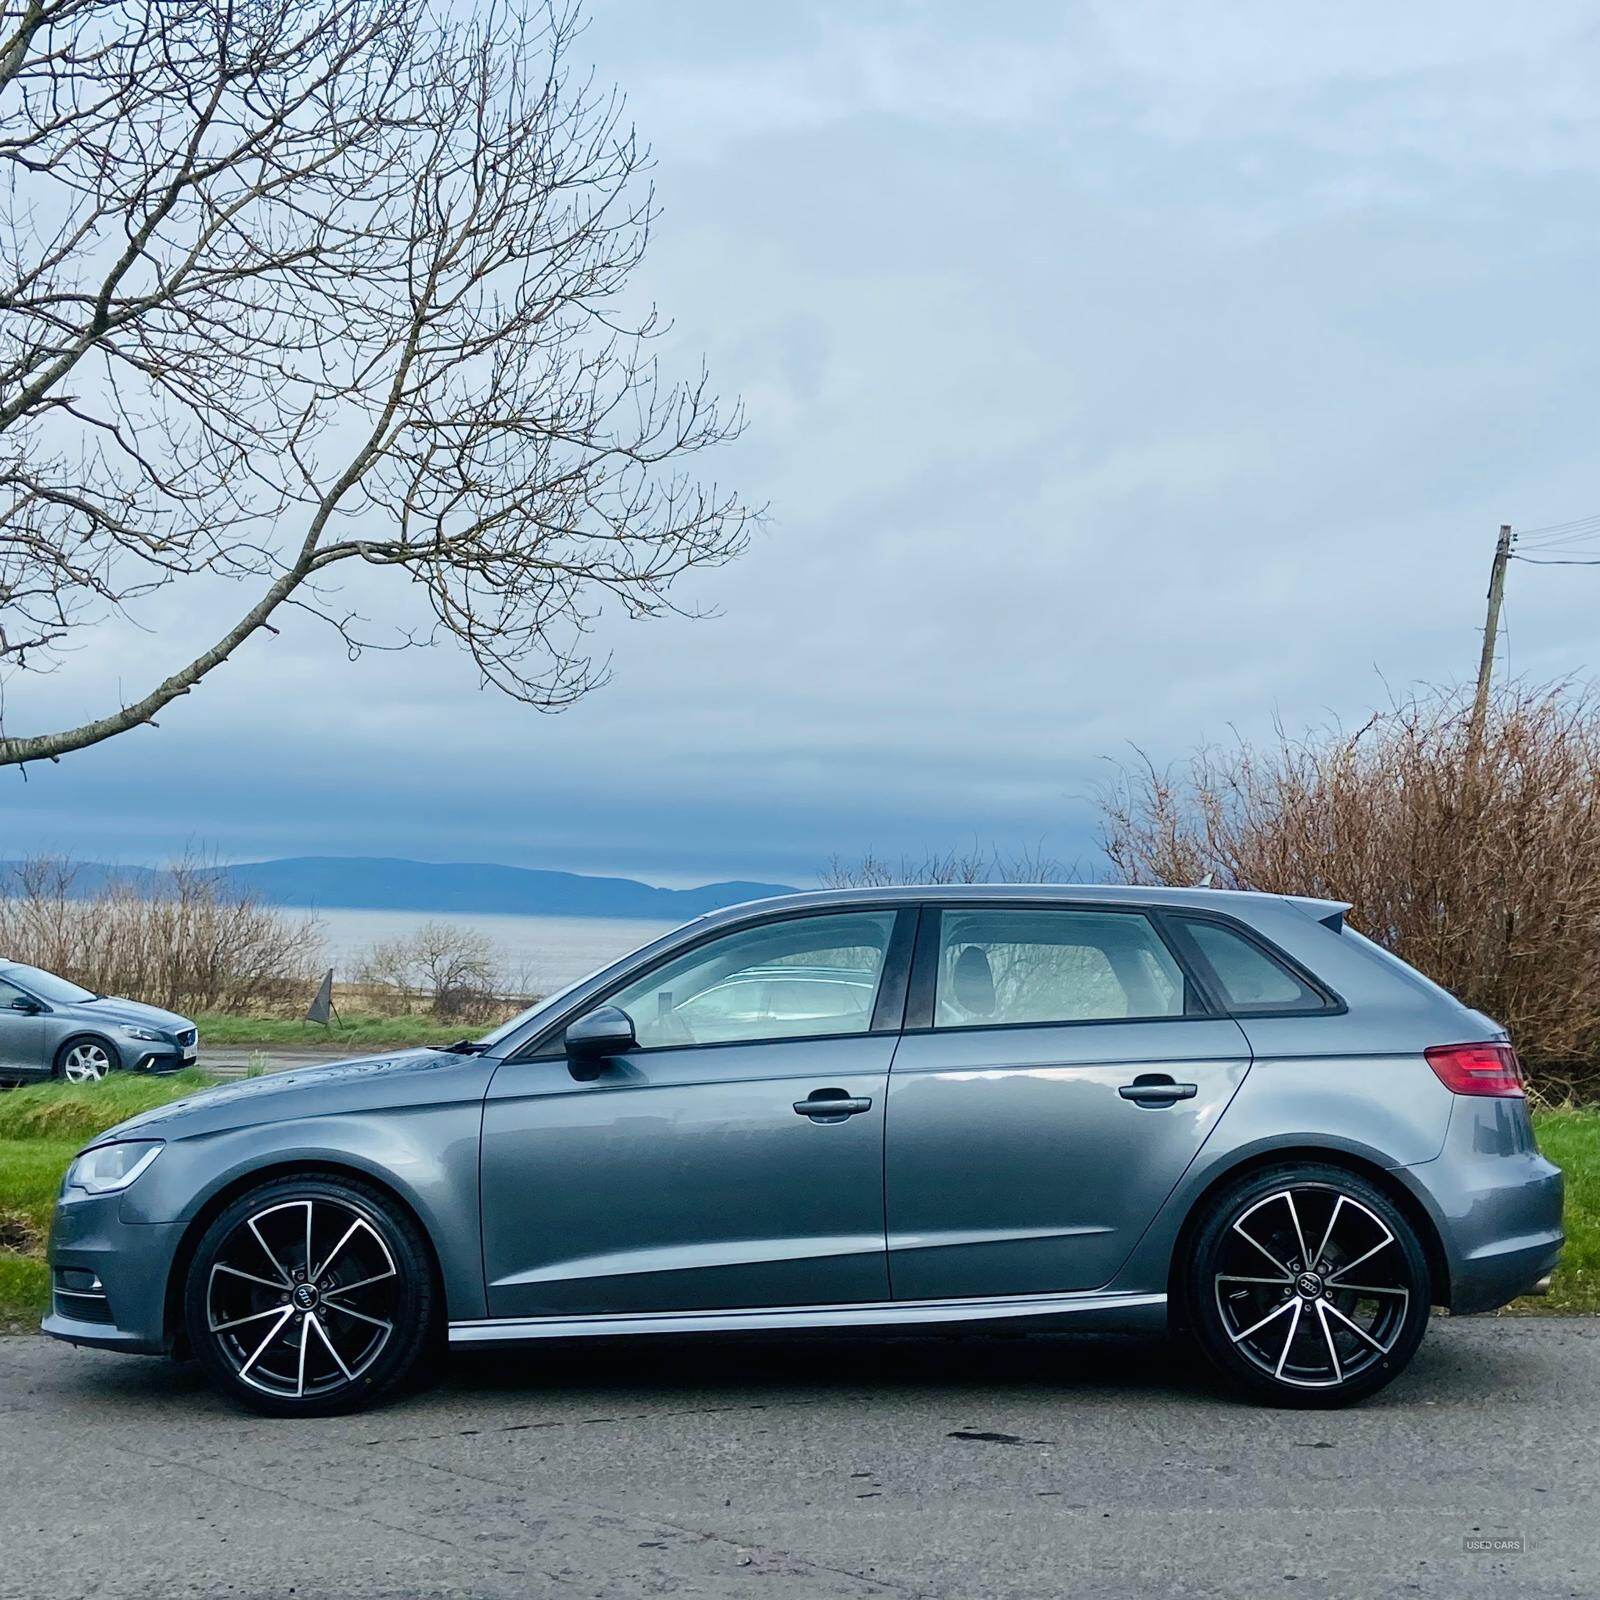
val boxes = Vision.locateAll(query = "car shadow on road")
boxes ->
[447,1328,1214,1401]
[39,1318,1528,1417]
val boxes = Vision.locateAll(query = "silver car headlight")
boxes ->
[122,1026,165,1042]
[64,1141,163,1196]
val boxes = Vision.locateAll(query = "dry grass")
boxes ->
[0,855,324,1014]
[1099,681,1600,1099]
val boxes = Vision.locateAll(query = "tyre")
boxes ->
[184,1174,437,1417]
[1186,1163,1430,1407]
[55,1037,119,1083]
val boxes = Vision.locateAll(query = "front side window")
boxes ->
[599,911,898,1049]
[933,908,1192,1028]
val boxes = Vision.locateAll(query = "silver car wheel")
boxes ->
[205,1197,400,1401]
[1214,1186,1415,1391]
[61,1042,112,1083]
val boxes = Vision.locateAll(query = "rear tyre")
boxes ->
[1186,1163,1430,1408]
[55,1037,118,1083]
[184,1174,436,1417]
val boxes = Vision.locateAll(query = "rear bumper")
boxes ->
[1395,1096,1565,1315]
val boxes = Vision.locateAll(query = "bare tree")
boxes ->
[0,0,751,764]
[355,918,502,1018]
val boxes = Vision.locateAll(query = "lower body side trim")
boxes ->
[448,1289,1167,1344]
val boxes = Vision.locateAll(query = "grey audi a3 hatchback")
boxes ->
[44,886,1563,1415]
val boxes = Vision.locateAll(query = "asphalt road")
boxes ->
[1,1319,1594,1600]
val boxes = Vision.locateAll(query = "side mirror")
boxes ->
[563,1006,636,1078]
[9,997,42,1015]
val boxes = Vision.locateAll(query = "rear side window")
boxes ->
[932,908,1198,1027]
[1174,918,1327,1013]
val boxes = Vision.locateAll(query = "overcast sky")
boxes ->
[6,0,1600,887]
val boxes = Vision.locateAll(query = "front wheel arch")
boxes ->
[164,1158,447,1359]
[1166,1145,1450,1328]
[53,1034,121,1080]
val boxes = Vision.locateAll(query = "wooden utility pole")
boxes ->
[1469,523,1513,741]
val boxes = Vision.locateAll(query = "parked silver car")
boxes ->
[43,887,1562,1415]
[0,961,197,1082]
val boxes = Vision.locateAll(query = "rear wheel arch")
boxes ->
[1166,1145,1451,1323]
[164,1157,447,1357]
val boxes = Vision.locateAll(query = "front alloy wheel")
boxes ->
[58,1040,115,1082]
[186,1175,436,1416]
[1189,1164,1430,1406]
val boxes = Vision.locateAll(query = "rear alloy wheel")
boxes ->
[1188,1164,1430,1407]
[185,1175,436,1416]
[57,1039,116,1083]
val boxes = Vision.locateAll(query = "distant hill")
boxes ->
[0,856,798,920]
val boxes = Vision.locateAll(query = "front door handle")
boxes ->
[793,1089,873,1123]
[1118,1075,1198,1107]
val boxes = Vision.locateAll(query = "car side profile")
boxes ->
[43,886,1563,1414]
[0,960,198,1083]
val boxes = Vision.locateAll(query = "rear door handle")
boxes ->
[793,1089,873,1122]
[1118,1076,1198,1106]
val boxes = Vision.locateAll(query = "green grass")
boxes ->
[0,1068,218,1144]
[1,1084,1597,1333]
[0,1138,78,1332]
[1516,1108,1600,1314]
[193,1011,482,1049]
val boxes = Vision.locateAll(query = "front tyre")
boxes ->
[56,1038,118,1082]
[185,1175,436,1416]
[1187,1164,1430,1408]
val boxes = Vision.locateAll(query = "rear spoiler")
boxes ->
[1287,896,1351,932]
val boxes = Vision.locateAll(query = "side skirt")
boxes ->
[448,1289,1168,1345]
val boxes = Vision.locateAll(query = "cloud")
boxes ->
[6,0,1599,882]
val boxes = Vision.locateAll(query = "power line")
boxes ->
[1517,512,1600,541]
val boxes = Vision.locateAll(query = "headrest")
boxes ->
[951,944,995,1017]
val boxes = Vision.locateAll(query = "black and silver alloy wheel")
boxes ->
[1189,1164,1430,1407]
[186,1175,436,1416]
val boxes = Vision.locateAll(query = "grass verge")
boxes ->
[1,1087,1597,1333]
[1514,1108,1600,1313]
[0,1068,217,1144]
[193,1011,487,1050]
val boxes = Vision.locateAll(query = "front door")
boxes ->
[0,978,47,1077]
[886,904,1252,1300]
[481,908,914,1318]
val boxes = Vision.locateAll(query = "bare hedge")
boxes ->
[1099,682,1600,1101]
[0,857,324,1014]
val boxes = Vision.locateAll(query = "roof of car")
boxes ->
[697,883,1350,928]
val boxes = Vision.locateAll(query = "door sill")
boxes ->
[448,1289,1167,1344]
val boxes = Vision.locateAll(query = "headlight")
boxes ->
[123,1026,164,1042]
[64,1141,163,1195]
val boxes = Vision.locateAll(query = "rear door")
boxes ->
[885,903,1252,1299]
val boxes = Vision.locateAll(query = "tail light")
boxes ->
[1424,1042,1525,1097]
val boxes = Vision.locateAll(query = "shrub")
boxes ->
[354,920,505,1021]
[0,857,323,1014]
[1098,682,1600,1100]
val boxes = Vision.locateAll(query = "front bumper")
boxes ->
[41,1189,182,1355]
[126,1037,197,1074]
